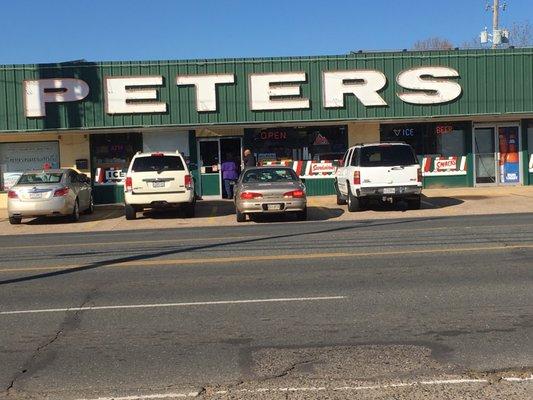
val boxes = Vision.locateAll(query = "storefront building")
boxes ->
[0,48,531,203]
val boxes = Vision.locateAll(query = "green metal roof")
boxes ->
[0,48,532,132]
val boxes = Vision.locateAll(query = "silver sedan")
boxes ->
[7,169,94,224]
[234,167,307,222]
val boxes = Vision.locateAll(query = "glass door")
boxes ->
[473,124,521,186]
[198,139,221,197]
[474,127,497,185]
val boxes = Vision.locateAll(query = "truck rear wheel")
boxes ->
[347,186,360,212]
[125,204,137,220]
[335,181,347,205]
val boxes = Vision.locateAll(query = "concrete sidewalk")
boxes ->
[0,186,532,236]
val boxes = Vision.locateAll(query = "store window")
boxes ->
[91,133,142,185]
[380,122,468,158]
[0,141,60,191]
[246,126,347,163]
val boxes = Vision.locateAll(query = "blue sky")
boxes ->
[1,0,531,64]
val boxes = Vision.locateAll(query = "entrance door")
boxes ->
[197,137,242,198]
[198,139,221,197]
[474,124,521,186]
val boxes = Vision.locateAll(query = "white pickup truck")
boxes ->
[335,143,422,211]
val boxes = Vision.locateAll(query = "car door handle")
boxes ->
[391,166,404,170]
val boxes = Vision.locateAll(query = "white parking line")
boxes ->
[0,296,346,316]
[74,375,533,399]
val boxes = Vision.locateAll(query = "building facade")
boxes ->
[0,48,532,203]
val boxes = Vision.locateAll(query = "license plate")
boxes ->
[267,204,282,210]
[383,187,396,194]
[152,181,165,188]
[29,193,42,199]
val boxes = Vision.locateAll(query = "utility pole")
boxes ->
[492,0,499,49]
[480,1,509,48]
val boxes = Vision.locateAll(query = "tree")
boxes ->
[507,20,532,47]
[412,37,454,51]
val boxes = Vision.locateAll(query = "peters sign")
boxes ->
[23,66,462,118]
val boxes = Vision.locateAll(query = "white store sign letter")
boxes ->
[322,70,387,107]
[176,74,235,112]
[105,76,167,114]
[24,78,90,117]
[396,67,462,105]
[249,72,310,111]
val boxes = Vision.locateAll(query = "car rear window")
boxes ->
[242,168,298,183]
[360,145,417,167]
[132,156,185,172]
[17,173,63,184]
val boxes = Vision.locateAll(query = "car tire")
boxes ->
[85,195,95,214]
[347,186,360,212]
[125,204,137,220]
[70,199,80,222]
[296,207,307,221]
[407,195,421,210]
[236,210,246,222]
[9,216,21,225]
[184,202,195,218]
[335,181,347,205]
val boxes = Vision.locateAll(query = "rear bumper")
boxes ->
[357,185,422,198]
[8,197,72,218]
[236,198,307,214]
[125,190,195,208]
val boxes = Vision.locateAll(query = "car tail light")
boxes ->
[184,174,192,189]
[125,176,133,192]
[53,187,70,197]
[240,192,263,200]
[151,152,164,157]
[283,189,305,198]
[417,168,423,183]
[7,190,18,199]
[353,170,361,185]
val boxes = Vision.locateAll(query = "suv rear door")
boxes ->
[130,154,188,194]
[359,145,419,187]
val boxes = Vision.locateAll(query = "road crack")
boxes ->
[4,289,97,398]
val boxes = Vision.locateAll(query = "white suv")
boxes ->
[335,143,422,211]
[124,151,195,220]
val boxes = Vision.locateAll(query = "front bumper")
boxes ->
[357,185,422,198]
[8,197,72,218]
[236,198,307,214]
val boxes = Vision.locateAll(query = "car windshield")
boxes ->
[242,168,298,183]
[132,155,185,172]
[17,172,63,185]
[360,145,417,167]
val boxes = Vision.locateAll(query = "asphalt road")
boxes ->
[0,213,532,399]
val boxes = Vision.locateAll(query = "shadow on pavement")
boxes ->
[138,200,236,220]
[23,207,123,225]
[250,207,344,223]
[0,216,440,286]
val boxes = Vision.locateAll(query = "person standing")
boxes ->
[220,153,238,199]
[243,149,256,169]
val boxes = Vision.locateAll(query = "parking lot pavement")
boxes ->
[0,186,532,236]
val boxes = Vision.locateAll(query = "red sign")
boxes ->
[435,158,457,171]
[310,162,336,174]
[436,125,454,134]
[260,131,287,140]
